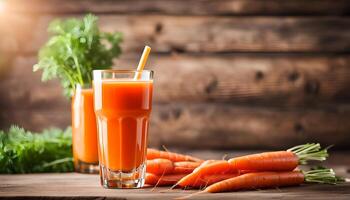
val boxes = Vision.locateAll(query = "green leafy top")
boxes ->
[0,126,73,173]
[33,14,123,97]
[287,143,329,165]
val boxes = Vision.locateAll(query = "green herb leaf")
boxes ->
[0,126,73,173]
[33,14,123,97]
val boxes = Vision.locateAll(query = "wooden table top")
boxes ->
[1,151,350,199]
[0,173,349,200]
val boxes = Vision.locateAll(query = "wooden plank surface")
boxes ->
[5,0,350,16]
[2,54,350,109]
[1,173,349,200]
[150,103,350,149]
[1,55,350,149]
[1,151,349,200]
[1,174,349,200]
[3,14,350,53]
[0,110,70,132]
[0,54,350,148]
[1,0,350,152]
[2,104,350,149]
[121,54,350,106]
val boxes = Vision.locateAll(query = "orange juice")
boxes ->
[72,86,99,172]
[94,80,153,172]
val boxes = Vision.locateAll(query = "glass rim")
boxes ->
[93,69,153,73]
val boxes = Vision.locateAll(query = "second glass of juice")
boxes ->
[71,84,99,173]
[93,70,153,189]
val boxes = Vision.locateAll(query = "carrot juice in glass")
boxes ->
[93,70,153,188]
[71,84,99,173]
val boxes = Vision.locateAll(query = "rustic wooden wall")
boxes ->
[1,0,350,149]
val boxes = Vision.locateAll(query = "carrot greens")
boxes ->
[33,14,122,97]
[0,126,73,173]
[287,143,329,164]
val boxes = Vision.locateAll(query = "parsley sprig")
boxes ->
[0,126,73,173]
[33,14,122,97]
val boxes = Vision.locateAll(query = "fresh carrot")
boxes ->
[193,160,217,173]
[173,160,215,188]
[145,173,160,186]
[147,148,203,162]
[177,143,328,188]
[178,160,237,187]
[229,151,298,172]
[178,164,253,188]
[205,169,338,193]
[194,160,237,175]
[192,173,239,188]
[146,158,174,175]
[228,143,328,171]
[145,173,187,186]
[173,161,202,174]
[205,171,303,192]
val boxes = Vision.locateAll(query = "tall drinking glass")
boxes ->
[71,84,99,173]
[93,70,154,189]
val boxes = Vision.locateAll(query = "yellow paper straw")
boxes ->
[135,46,151,80]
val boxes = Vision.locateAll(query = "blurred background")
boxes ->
[1,0,350,150]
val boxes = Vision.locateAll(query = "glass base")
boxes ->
[100,163,146,189]
[74,159,99,174]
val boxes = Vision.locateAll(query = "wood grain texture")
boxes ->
[0,110,70,133]
[0,13,36,53]
[5,0,350,16]
[124,54,350,106]
[3,14,350,53]
[0,172,349,199]
[1,0,350,151]
[2,54,350,111]
[150,103,350,149]
[0,56,68,111]
[2,55,350,149]
[2,103,350,149]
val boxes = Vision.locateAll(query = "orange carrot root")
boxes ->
[146,158,174,175]
[228,151,299,171]
[193,160,217,173]
[146,173,187,186]
[147,148,203,162]
[177,160,237,187]
[191,173,239,188]
[195,160,237,175]
[173,161,202,174]
[227,143,329,172]
[205,171,305,193]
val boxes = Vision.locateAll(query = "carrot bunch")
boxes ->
[145,148,203,186]
[145,143,343,193]
[204,169,339,193]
